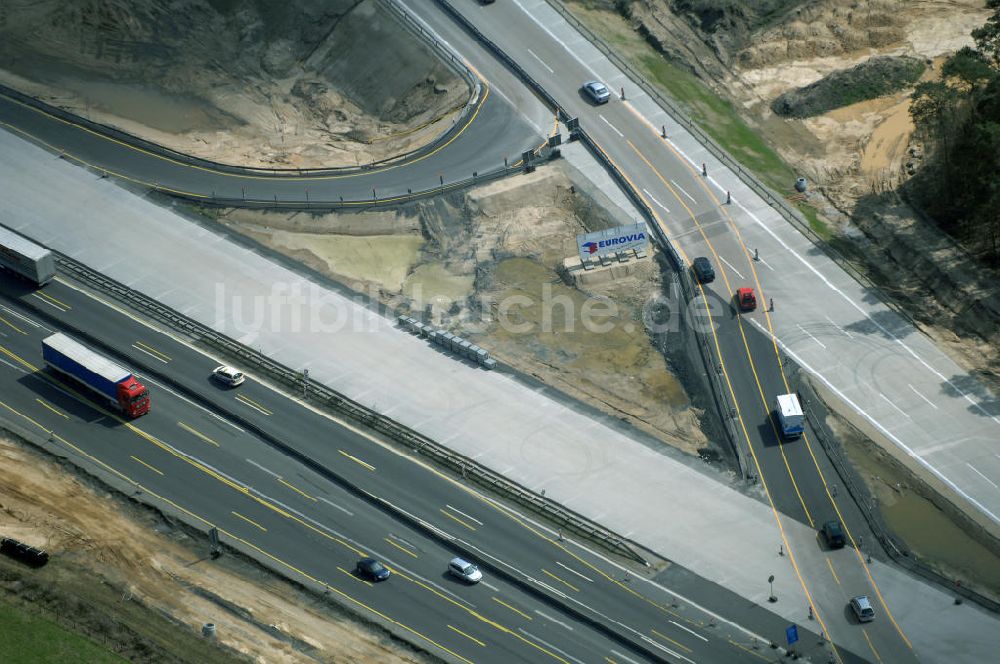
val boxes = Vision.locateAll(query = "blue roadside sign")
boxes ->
[786,624,799,645]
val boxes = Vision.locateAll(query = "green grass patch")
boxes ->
[0,599,126,664]
[797,202,831,240]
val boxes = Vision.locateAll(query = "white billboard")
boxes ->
[577,223,649,261]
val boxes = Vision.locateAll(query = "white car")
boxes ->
[582,80,611,104]
[447,557,482,584]
[212,365,245,387]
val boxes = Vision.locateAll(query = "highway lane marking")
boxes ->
[907,384,938,409]
[600,115,624,138]
[650,628,692,652]
[235,393,272,415]
[439,508,477,531]
[642,188,669,213]
[317,496,354,517]
[231,511,267,532]
[0,304,46,330]
[756,256,774,271]
[517,629,582,664]
[879,392,910,418]
[30,292,68,312]
[796,324,827,349]
[640,633,695,663]
[825,315,853,339]
[35,398,68,419]
[279,478,318,502]
[492,597,532,620]
[861,628,883,663]
[177,421,220,447]
[136,373,244,432]
[246,458,280,477]
[669,179,697,203]
[718,256,745,280]
[727,639,771,662]
[33,290,70,311]
[527,48,554,73]
[541,569,579,592]
[0,314,26,335]
[669,620,708,642]
[338,566,372,587]
[130,455,164,476]
[825,558,841,586]
[447,624,485,647]
[444,504,483,526]
[0,356,26,373]
[533,609,573,631]
[967,463,999,489]
[339,449,375,471]
[610,651,643,664]
[555,561,592,583]
[384,537,418,559]
[131,341,171,363]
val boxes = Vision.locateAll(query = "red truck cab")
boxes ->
[737,287,757,311]
[119,377,150,418]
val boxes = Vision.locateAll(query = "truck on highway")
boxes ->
[776,393,804,439]
[42,333,150,418]
[0,224,56,286]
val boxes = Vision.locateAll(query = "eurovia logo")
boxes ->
[582,241,599,254]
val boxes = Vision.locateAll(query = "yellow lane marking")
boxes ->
[448,624,486,647]
[492,597,532,621]
[132,341,171,362]
[862,628,883,663]
[34,290,70,310]
[177,421,220,447]
[279,478,317,502]
[0,344,37,371]
[0,314,26,335]
[541,569,579,593]
[728,639,772,662]
[35,398,68,419]
[338,449,375,471]
[439,508,477,531]
[650,628,692,653]
[826,558,841,586]
[231,511,267,532]
[130,455,164,476]
[338,565,372,587]
[384,538,418,559]
[605,658,619,664]
[235,393,272,415]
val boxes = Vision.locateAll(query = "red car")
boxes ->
[737,287,757,311]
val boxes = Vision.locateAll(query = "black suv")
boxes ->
[692,257,715,284]
[821,520,846,549]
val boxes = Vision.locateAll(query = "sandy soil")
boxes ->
[0,0,469,169]
[219,164,709,456]
[0,431,434,664]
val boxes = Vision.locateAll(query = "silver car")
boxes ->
[850,595,875,623]
[212,365,245,387]
[447,557,482,584]
[582,80,611,104]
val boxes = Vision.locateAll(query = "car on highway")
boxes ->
[850,595,875,623]
[736,287,757,311]
[692,256,715,284]
[582,80,611,104]
[356,558,391,582]
[447,557,482,584]
[212,365,245,387]
[821,519,846,549]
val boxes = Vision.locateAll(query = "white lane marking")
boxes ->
[317,496,354,516]
[967,464,999,489]
[531,579,568,599]
[518,629,586,664]
[754,318,1000,524]
[480,581,499,592]
[610,650,643,664]
[30,292,68,312]
[445,504,483,525]
[533,610,574,631]
[796,324,827,349]
[246,458,280,478]
[373,496,456,542]
[0,304,47,330]
[825,315,853,339]
[670,179,697,203]
[643,188,670,213]
[718,256,744,280]
[526,48,554,73]
[640,634,694,663]
[0,357,27,372]
[510,0,600,77]
[555,561,593,583]
[600,115,624,137]
[757,256,774,271]
[236,395,271,415]
[670,619,709,642]
[880,392,910,418]
[908,384,938,409]
[131,343,168,363]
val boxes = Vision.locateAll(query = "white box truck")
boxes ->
[776,393,804,439]
[0,224,55,286]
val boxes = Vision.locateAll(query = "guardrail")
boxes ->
[53,254,647,567]
[434,0,749,477]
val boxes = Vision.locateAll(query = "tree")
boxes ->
[942,47,996,90]
[972,5,1000,66]
[910,81,954,132]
